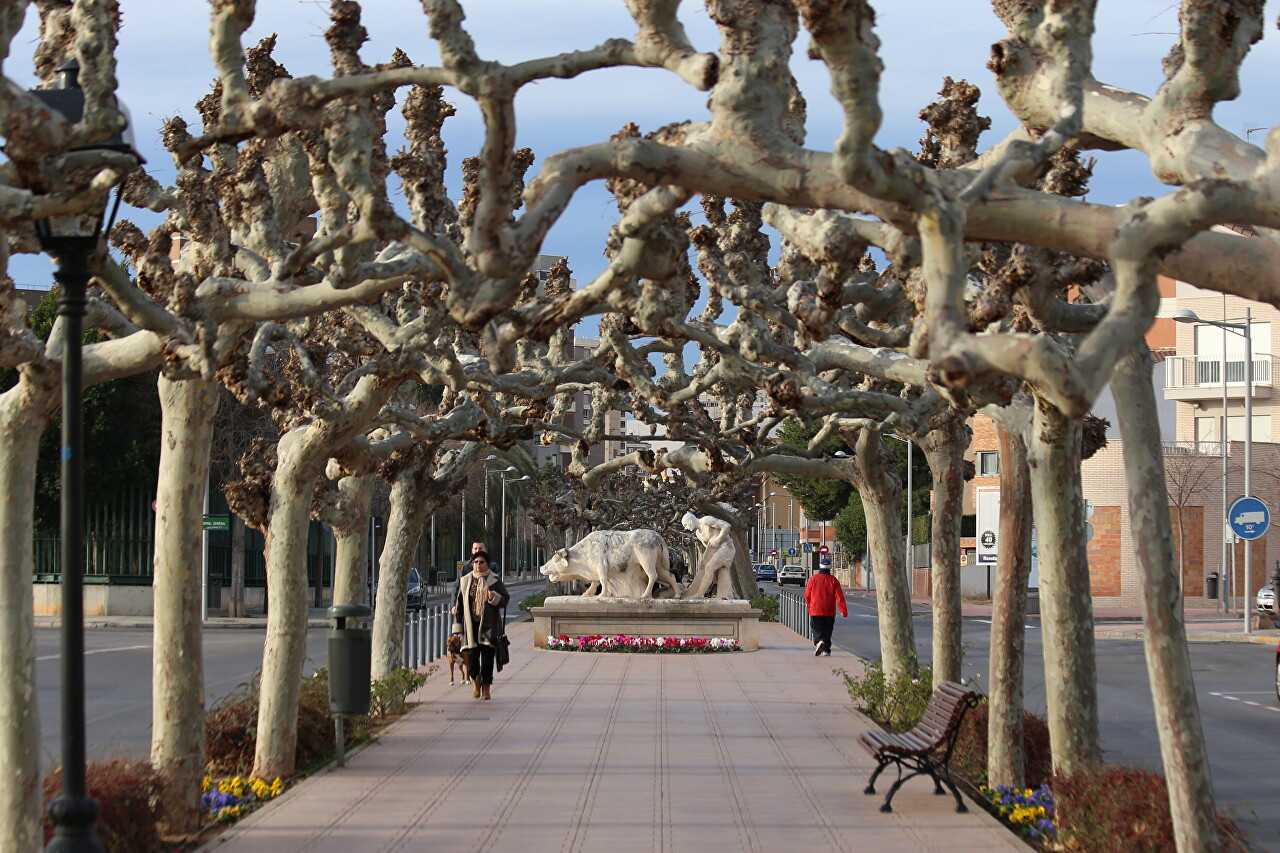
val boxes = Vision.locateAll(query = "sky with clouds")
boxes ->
[9,1,1279,299]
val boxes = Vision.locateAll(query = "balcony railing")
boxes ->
[1163,440,1226,457]
[1163,354,1276,390]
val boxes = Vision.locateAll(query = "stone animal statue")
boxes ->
[539,529,683,599]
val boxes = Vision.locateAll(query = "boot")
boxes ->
[472,680,481,699]
[481,683,491,700]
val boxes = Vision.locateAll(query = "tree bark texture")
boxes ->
[150,375,218,833]
[1113,343,1222,853]
[921,419,969,686]
[0,383,54,853]
[1027,399,1101,774]
[229,513,247,618]
[850,430,916,680]
[252,427,324,780]
[371,475,432,681]
[987,418,1032,789]
[330,475,372,607]
[727,525,754,599]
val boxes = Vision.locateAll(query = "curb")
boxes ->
[1096,629,1279,645]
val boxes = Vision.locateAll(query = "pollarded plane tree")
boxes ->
[8,0,1276,849]
[780,4,1260,845]
[106,27,455,827]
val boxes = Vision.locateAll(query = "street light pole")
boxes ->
[1244,307,1253,633]
[21,59,142,853]
[501,474,530,577]
[1222,295,1230,614]
[883,434,913,574]
[1175,307,1257,628]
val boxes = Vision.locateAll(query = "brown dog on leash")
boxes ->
[447,634,470,685]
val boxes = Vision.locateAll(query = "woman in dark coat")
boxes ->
[450,551,509,699]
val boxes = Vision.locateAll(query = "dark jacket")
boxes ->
[451,571,510,650]
[804,570,848,617]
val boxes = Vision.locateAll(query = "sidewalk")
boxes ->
[901,595,1280,646]
[203,622,1028,853]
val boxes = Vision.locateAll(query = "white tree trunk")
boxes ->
[331,475,371,608]
[726,525,753,599]
[371,476,431,681]
[862,488,916,680]
[252,427,322,781]
[1027,400,1101,774]
[987,418,1032,788]
[922,420,968,685]
[150,375,218,832]
[1113,344,1222,853]
[229,514,246,618]
[0,384,54,853]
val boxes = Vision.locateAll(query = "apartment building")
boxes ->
[965,270,1279,614]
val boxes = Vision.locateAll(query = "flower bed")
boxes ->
[201,774,286,822]
[546,634,741,652]
[979,783,1057,844]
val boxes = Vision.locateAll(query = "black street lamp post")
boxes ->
[20,59,140,853]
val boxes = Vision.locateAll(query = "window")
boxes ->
[976,451,999,476]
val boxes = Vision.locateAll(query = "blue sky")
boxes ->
[8,1,1278,301]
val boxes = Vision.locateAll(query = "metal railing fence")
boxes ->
[777,589,811,641]
[1164,353,1276,388]
[401,603,455,670]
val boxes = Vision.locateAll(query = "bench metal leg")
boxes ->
[878,769,924,813]
[864,759,892,795]
[938,766,968,813]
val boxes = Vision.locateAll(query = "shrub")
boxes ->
[205,665,434,776]
[43,758,165,852]
[951,701,1053,788]
[519,591,548,612]
[834,658,935,732]
[749,594,779,622]
[368,667,431,718]
[1053,765,1244,853]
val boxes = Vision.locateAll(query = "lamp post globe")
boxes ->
[15,58,141,853]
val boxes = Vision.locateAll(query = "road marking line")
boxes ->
[1211,691,1275,695]
[37,643,151,662]
[1244,701,1262,707]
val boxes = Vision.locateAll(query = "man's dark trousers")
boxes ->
[809,614,835,648]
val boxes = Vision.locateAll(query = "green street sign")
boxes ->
[202,515,230,531]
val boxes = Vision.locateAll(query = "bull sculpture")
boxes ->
[539,529,683,599]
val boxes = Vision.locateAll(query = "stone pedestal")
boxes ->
[531,596,762,650]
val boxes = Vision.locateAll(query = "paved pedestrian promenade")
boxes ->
[207,622,1027,853]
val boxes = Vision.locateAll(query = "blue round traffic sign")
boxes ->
[787,548,797,556]
[1229,496,1270,541]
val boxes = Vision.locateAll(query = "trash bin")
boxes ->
[327,604,372,716]
[428,569,439,585]
[1206,572,1219,600]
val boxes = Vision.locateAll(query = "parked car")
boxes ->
[778,564,808,586]
[406,567,424,612]
[753,563,777,583]
[1257,584,1276,618]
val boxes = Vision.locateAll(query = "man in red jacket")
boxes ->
[804,564,847,656]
